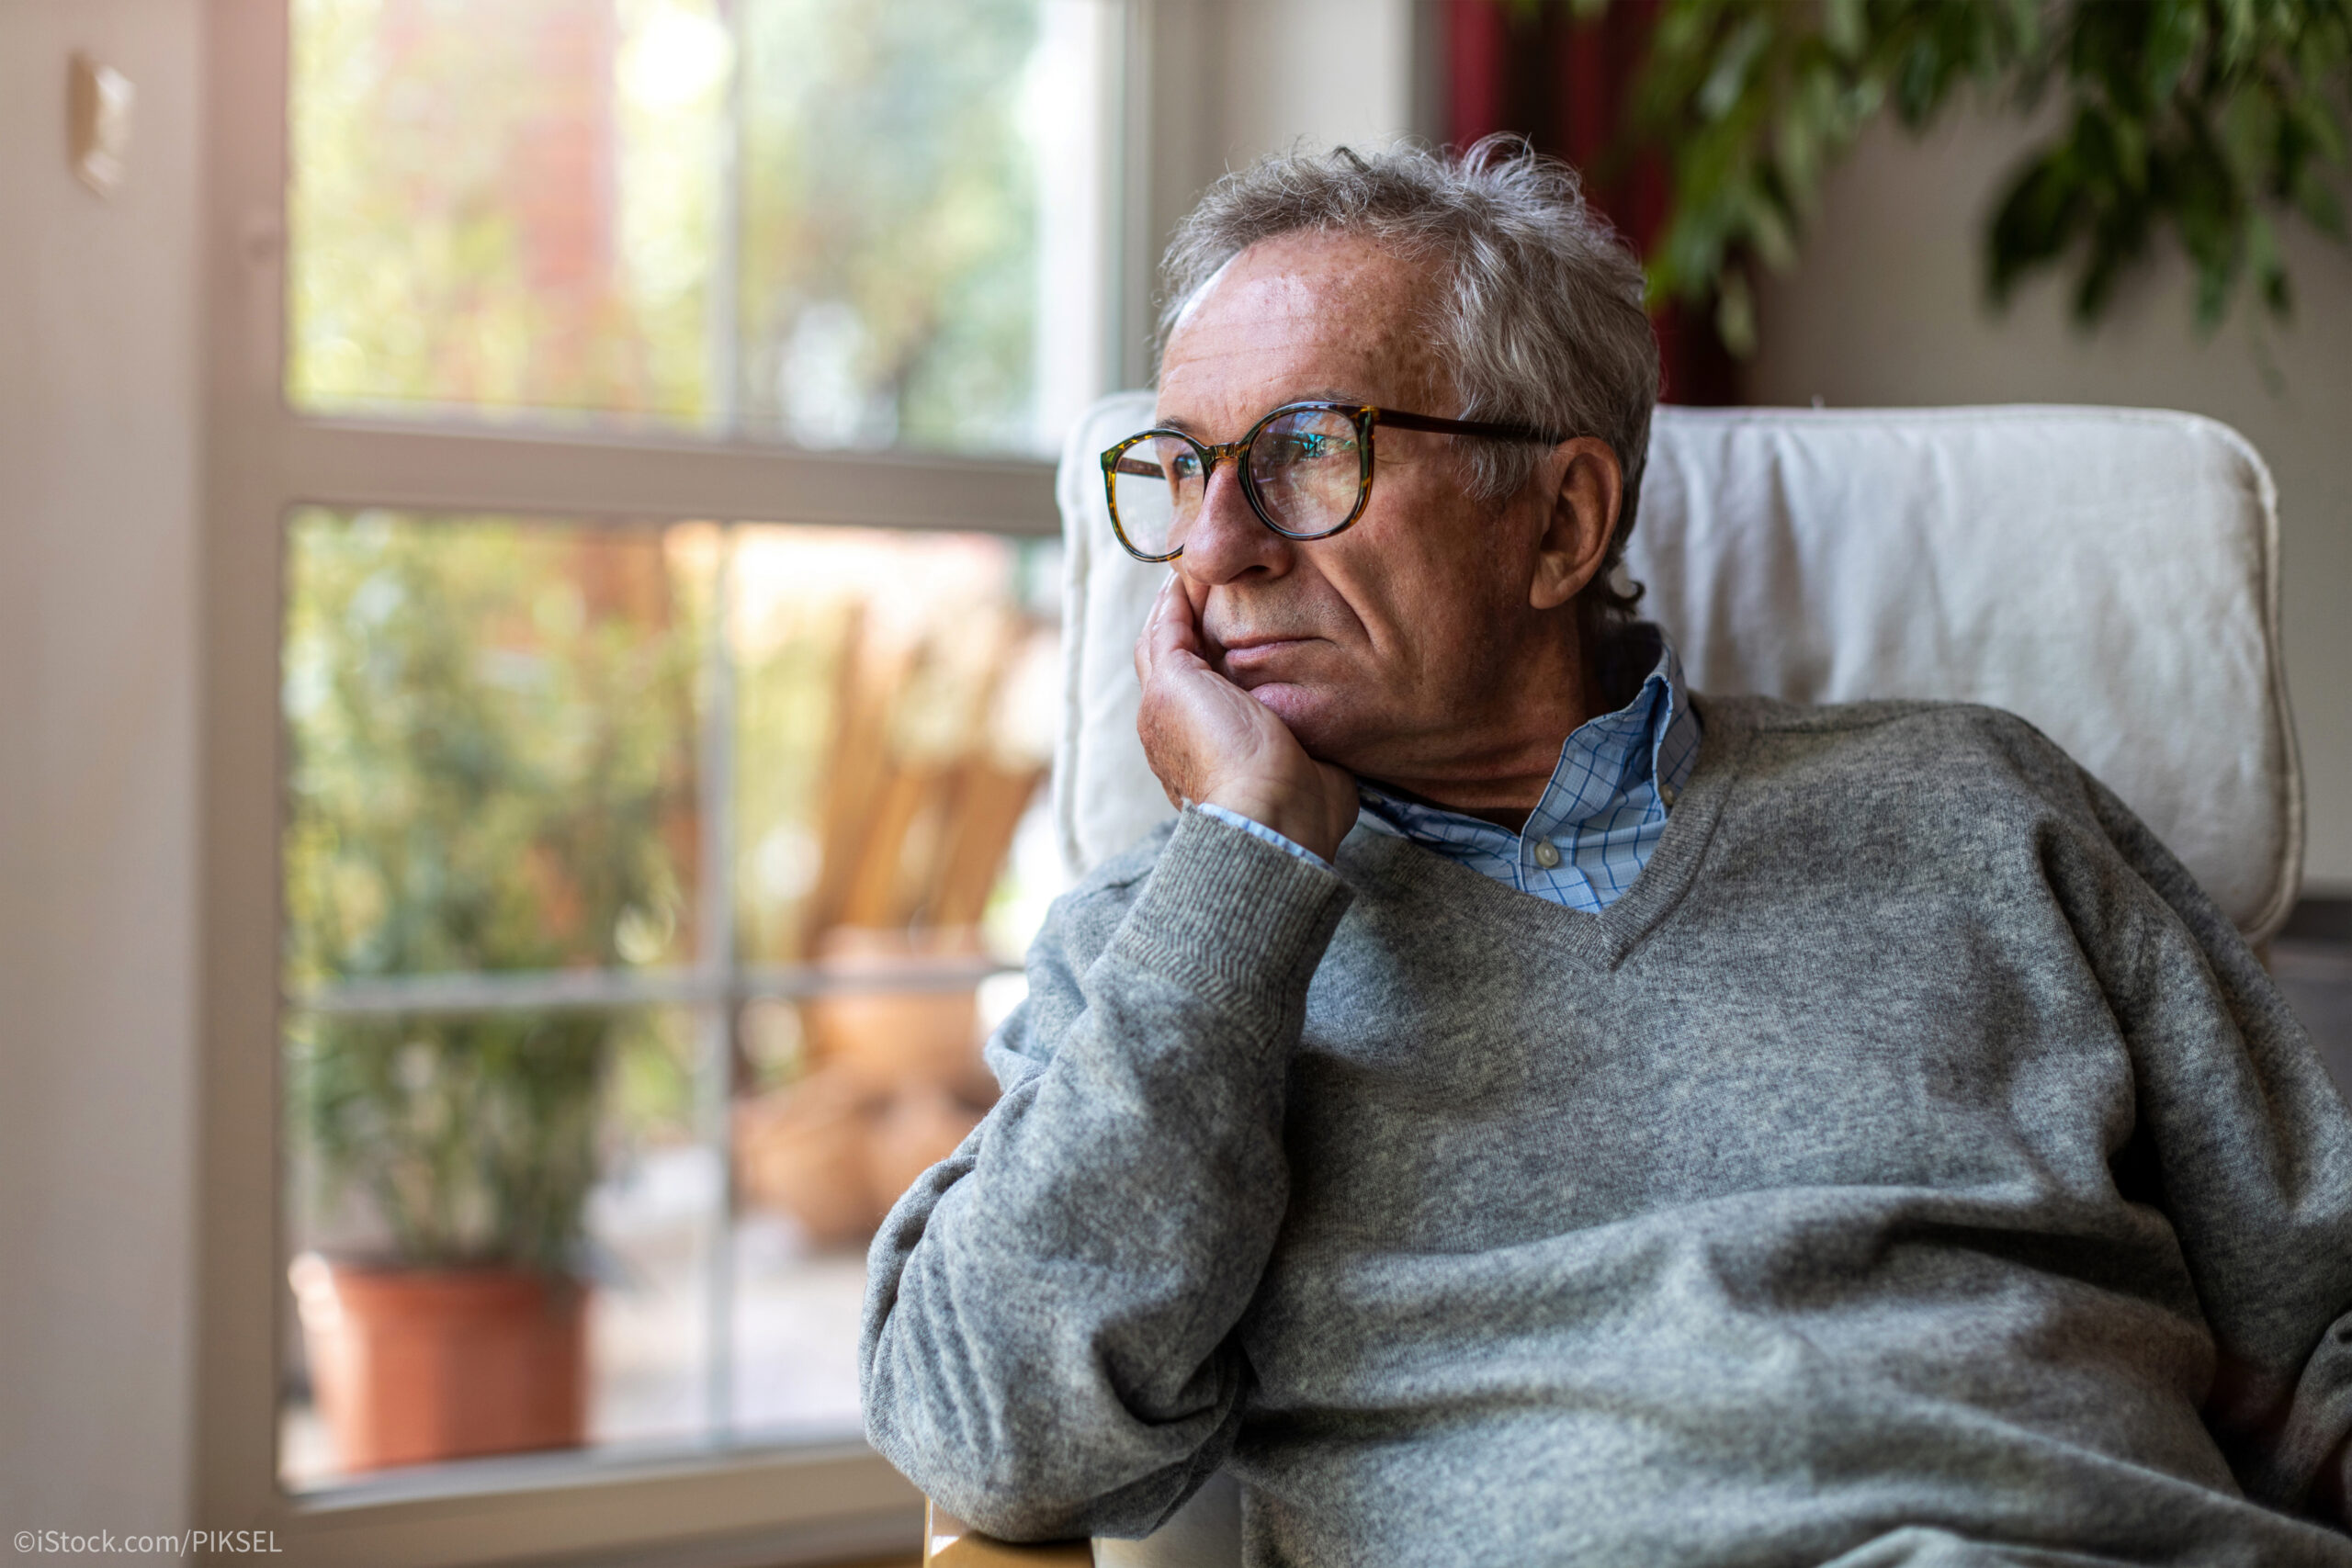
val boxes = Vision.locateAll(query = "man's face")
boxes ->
[1154,231,1556,782]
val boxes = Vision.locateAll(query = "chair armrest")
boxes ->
[924,1499,1094,1566]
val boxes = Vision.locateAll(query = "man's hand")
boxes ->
[1135,576,1359,863]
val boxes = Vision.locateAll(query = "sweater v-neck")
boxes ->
[1332,694,1750,970]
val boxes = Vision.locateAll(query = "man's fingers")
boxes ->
[1136,572,1205,683]
[1136,575,1175,677]
[1149,574,1199,651]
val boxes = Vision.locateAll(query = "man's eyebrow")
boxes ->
[1155,390,1370,437]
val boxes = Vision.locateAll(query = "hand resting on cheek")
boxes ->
[1133,573,1359,864]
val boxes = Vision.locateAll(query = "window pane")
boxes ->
[282,1007,716,1486]
[282,510,707,987]
[280,511,718,1487]
[724,526,1060,1435]
[287,0,729,427]
[729,525,1060,968]
[277,511,1068,1484]
[287,0,1110,454]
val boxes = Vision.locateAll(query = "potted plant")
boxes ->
[282,514,695,1472]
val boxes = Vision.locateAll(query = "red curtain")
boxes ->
[1445,0,1738,407]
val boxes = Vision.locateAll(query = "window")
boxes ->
[199,0,1122,1560]
[286,0,1112,454]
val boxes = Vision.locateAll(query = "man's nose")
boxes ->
[1176,460,1293,587]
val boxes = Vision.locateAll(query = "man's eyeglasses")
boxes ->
[1099,400,1565,563]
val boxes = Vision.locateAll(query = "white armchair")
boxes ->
[921,396,2304,1567]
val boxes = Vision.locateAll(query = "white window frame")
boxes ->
[193,1,1141,1562]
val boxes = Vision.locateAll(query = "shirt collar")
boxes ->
[1355,620,1699,841]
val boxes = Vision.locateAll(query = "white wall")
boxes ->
[1751,111,2352,894]
[1214,0,1417,170]
[0,1,202,1551]
[1126,0,1419,381]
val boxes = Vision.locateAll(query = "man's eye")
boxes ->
[1170,453,1203,480]
[1273,434,1348,461]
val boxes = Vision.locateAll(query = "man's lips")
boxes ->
[1214,634,1320,677]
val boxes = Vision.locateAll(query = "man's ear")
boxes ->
[1529,438,1622,612]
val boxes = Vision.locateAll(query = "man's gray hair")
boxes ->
[1159,136,1659,620]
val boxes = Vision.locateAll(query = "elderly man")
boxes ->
[861,142,2352,1565]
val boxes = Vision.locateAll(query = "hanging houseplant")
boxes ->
[1608,0,2351,355]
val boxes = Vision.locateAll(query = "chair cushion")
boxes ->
[1055,395,2301,942]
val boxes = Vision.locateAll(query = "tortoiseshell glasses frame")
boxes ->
[1098,400,1565,563]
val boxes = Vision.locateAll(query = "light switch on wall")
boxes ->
[68,53,135,197]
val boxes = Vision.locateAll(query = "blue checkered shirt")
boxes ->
[1196,621,1702,912]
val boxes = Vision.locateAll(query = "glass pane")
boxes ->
[726,526,1061,1435]
[281,1007,716,1485]
[287,0,730,428]
[279,510,716,1487]
[729,525,1061,968]
[287,0,1110,454]
[276,510,1068,1484]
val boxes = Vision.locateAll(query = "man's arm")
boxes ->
[858,809,1351,1540]
[2051,755,2352,1524]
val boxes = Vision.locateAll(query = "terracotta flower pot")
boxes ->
[289,1252,587,1472]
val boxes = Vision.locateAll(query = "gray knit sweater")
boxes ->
[861,696,2352,1566]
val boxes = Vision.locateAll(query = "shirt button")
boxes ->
[1532,840,1562,869]
[1659,783,1679,808]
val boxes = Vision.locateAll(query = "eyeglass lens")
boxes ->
[1109,406,1364,558]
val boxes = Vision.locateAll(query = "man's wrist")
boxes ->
[1193,803,1331,870]
[1198,787,1344,864]
[1122,808,1355,1014]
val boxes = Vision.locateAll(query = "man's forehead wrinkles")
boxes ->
[1156,231,1449,434]
[1154,389,1370,438]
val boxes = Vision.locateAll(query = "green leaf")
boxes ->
[1824,0,1865,60]
[1713,268,1758,357]
[1700,14,1773,123]
[1987,152,2086,304]
[2219,87,2283,190]
[1746,183,1801,270]
[1772,63,1840,209]
[2246,209,2292,317]
[2285,92,2349,166]
[2143,0,2207,105]
[2216,0,2260,72]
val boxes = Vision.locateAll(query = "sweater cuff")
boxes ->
[1114,807,1353,1013]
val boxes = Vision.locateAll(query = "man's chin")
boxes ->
[1243,682,1355,761]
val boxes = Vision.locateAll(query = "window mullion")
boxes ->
[710,0,746,440]
[696,526,743,1440]
[276,418,1060,537]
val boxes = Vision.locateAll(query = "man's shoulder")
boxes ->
[1027,817,1181,958]
[1069,816,1182,898]
[1697,692,2094,819]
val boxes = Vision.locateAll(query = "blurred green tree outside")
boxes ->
[737,0,1042,450]
[288,0,720,422]
[288,0,1050,452]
